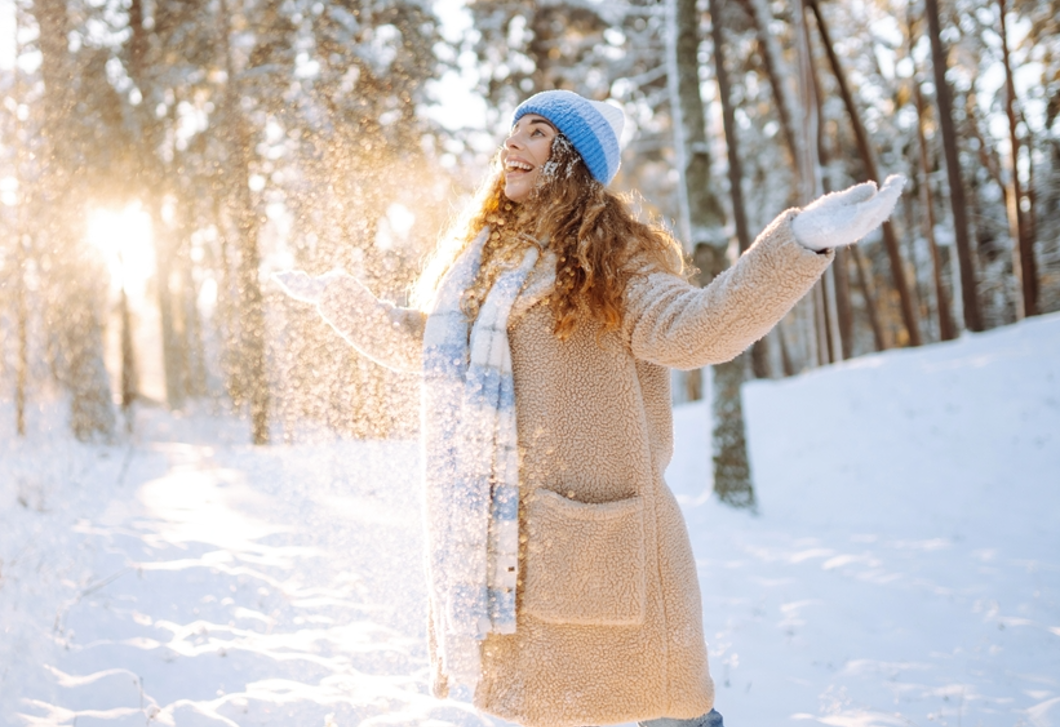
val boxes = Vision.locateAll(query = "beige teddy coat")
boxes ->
[317,210,833,727]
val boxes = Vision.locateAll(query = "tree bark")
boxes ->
[155,222,186,408]
[804,19,845,362]
[181,247,209,398]
[998,0,1038,317]
[833,249,855,358]
[816,278,835,364]
[222,0,270,444]
[710,0,750,255]
[792,0,820,205]
[668,0,754,509]
[740,0,800,188]
[15,235,28,437]
[850,245,887,351]
[669,0,727,249]
[924,0,983,331]
[912,73,957,341]
[213,191,245,408]
[13,26,28,437]
[808,0,921,347]
[34,0,115,441]
[119,286,138,426]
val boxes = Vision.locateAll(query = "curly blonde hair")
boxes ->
[415,134,686,339]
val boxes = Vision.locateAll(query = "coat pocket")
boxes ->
[523,489,646,626]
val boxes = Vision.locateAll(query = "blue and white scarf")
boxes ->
[421,229,542,689]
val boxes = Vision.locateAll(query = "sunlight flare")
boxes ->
[85,202,155,298]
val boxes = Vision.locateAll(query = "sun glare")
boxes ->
[86,202,155,299]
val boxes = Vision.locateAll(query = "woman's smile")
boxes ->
[502,113,558,203]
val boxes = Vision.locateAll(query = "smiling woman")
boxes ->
[84,202,156,300]
[273,88,903,727]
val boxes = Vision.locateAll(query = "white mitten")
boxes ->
[272,269,345,304]
[792,174,906,252]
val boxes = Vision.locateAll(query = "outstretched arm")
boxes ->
[625,175,904,369]
[273,270,425,374]
[624,211,831,369]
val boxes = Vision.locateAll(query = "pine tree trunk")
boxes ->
[776,325,796,377]
[15,236,28,437]
[63,279,117,442]
[34,0,115,441]
[912,71,958,341]
[741,0,800,190]
[804,26,845,362]
[13,36,28,437]
[155,222,186,409]
[710,0,771,379]
[182,256,208,398]
[669,0,754,508]
[669,0,727,247]
[792,0,820,204]
[998,0,1038,318]
[214,192,245,408]
[222,0,269,444]
[819,278,837,364]
[850,246,888,350]
[710,0,750,255]
[119,287,138,424]
[924,0,983,331]
[833,249,855,358]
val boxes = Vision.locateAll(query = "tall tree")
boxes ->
[998,0,1038,318]
[709,0,750,255]
[669,0,754,508]
[32,0,116,441]
[907,16,958,342]
[10,15,31,436]
[740,0,799,192]
[709,0,772,377]
[924,0,984,331]
[219,0,274,444]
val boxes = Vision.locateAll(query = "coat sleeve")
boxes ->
[624,210,833,370]
[316,274,425,374]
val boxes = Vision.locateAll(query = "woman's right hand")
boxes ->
[791,174,905,252]
[272,269,344,304]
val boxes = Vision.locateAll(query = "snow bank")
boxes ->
[671,312,1060,726]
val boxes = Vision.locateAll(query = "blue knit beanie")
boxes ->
[512,90,625,186]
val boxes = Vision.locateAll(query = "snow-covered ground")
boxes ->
[2,312,1058,727]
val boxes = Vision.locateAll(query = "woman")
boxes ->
[276,89,903,727]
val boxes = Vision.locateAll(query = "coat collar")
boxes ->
[509,249,557,326]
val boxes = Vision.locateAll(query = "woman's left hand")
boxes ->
[791,174,906,252]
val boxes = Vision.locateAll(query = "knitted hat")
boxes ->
[512,90,625,185]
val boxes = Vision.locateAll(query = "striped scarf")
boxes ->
[421,229,541,689]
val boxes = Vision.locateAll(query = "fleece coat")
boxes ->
[317,210,833,727]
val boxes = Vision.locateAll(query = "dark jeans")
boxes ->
[639,709,725,727]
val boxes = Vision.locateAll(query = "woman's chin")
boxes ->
[504,177,536,204]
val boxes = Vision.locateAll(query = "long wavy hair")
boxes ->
[414,134,686,340]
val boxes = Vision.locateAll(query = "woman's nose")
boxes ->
[505,131,523,149]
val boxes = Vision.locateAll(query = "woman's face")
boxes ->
[502,114,558,203]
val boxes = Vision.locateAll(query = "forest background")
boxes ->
[0,0,1057,504]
